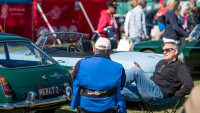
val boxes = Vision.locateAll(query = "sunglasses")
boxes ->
[162,48,175,53]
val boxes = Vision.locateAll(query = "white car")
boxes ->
[36,32,163,101]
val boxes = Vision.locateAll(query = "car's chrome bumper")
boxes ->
[0,95,67,110]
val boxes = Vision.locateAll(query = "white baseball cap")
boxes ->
[95,37,111,50]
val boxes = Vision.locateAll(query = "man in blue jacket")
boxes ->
[70,37,126,113]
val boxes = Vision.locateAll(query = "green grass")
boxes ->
[55,76,200,113]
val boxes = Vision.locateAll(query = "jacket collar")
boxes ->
[94,54,111,59]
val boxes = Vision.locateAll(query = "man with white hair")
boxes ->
[70,37,126,113]
[124,42,193,100]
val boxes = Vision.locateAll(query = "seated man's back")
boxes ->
[70,37,126,113]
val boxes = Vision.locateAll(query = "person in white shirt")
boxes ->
[124,0,147,50]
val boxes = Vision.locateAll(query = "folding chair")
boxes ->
[143,96,185,113]
[121,84,146,112]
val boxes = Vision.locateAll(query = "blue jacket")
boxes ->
[163,10,188,40]
[70,54,126,113]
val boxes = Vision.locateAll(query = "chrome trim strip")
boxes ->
[0,95,67,110]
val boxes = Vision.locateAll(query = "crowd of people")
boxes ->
[122,0,200,42]
[70,0,199,113]
[94,0,200,51]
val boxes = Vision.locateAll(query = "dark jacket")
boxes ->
[150,59,194,98]
[163,10,188,40]
[187,11,200,33]
[70,54,126,113]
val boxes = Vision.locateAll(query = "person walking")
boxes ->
[152,1,167,40]
[124,0,147,50]
[96,1,118,40]
[145,6,154,39]
[70,37,126,113]
[163,0,193,48]
[187,1,200,33]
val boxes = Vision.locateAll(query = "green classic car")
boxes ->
[134,39,200,72]
[0,33,72,113]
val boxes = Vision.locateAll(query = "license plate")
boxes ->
[38,86,61,98]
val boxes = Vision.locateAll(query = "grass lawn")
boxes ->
[55,76,200,113]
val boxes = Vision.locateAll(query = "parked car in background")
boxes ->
[0,33,72,113]
[36,32,164,101]
[36,32,163,73]
[133,25,200,73]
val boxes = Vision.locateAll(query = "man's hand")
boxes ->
[188,36,193,42]
[142,35,147,41]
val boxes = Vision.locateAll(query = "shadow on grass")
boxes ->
[56,109,76,113]
[56,102,77,113]
[125,97,186,113]
[126,101,144,111]
[57,96,188,113]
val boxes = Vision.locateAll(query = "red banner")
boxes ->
[0,4,33,39]
[0,0,108,41]
[35,0,108,41]
[35,0,80,40]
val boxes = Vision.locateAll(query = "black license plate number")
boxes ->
[38,86,61,98]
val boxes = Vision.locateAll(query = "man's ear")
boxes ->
[175,49,178,56]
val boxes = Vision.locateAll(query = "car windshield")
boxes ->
[0,41,55,68]
[36,32,89,49]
